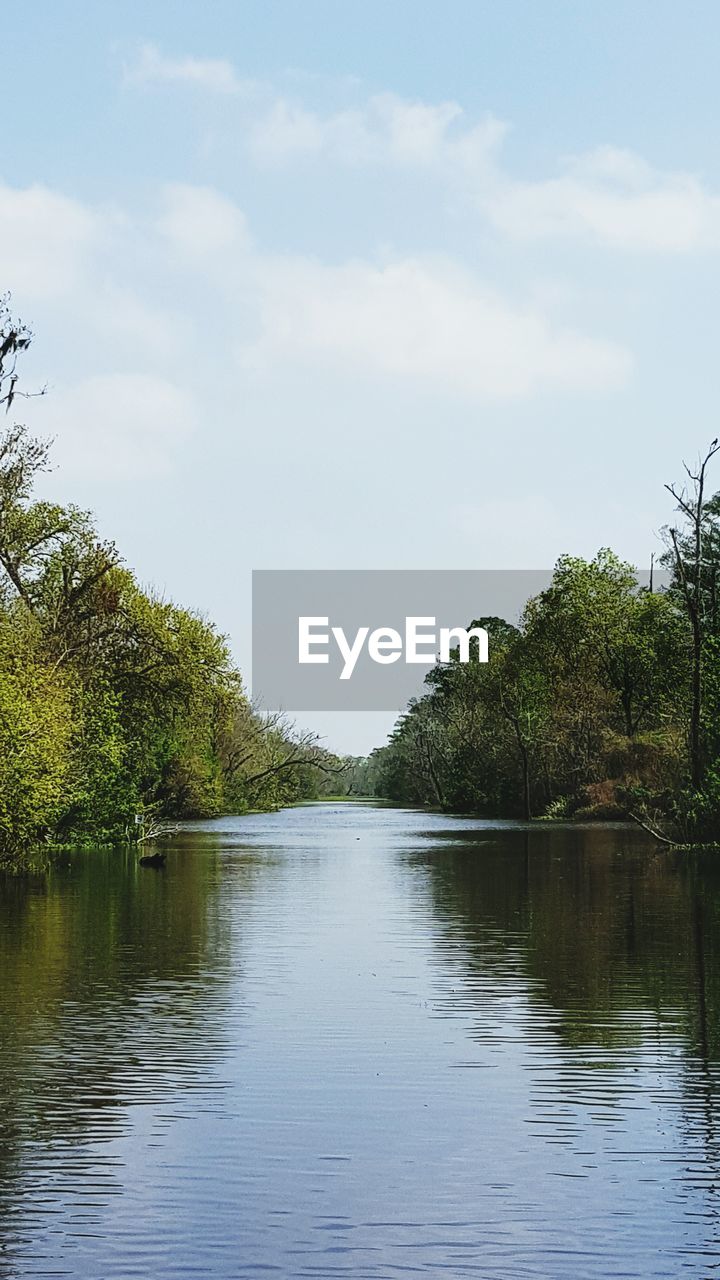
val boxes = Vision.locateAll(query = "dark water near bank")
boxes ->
[2,804,720,1278]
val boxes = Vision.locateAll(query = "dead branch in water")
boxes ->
[130,806,180,844]
[627,811,684,848]
[136,820,179,844]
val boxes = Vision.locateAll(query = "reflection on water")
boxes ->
[1,804,720,1277]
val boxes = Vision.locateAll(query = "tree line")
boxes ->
[0,303,342,864]
[367,444,720,846]
[5,297,720,854]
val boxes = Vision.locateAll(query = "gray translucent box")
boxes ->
[252,569,563,712]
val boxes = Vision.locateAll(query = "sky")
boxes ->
[3,1,720,753]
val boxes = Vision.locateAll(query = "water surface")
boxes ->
[1,802,720,1278]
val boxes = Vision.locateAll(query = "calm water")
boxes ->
[2,803,720,1278]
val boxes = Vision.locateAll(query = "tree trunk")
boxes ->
[520,742,532,821]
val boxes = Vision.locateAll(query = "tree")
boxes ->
[0,300,345,857]
[0,613,75,857]
[373,551,692,826]
[664,441,720,788]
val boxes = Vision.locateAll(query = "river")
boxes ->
[1,802,720,1278]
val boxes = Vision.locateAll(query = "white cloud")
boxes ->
[248,92,504,172]
[0,183,100,300]
[481,146,720,252]
[248,255,630,398]
[0,183,186,374]
[126,43,255,96]
[252,94,720,251]
[44,373,197,478]
[1,176,631,488]
[150,184,630,400]
[244,87,720,253]
[121,46,720,253]
[157,184,251,257]
[122,48,720,253]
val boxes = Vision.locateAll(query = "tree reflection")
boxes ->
[412,825,720,1057]
[407,824,720,1253]
[0,833,262,1261]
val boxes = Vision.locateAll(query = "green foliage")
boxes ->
[0,615,75,857]
[373,551,704,833]
[0,310,338,860]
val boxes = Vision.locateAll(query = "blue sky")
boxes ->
[3,2,719,751]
